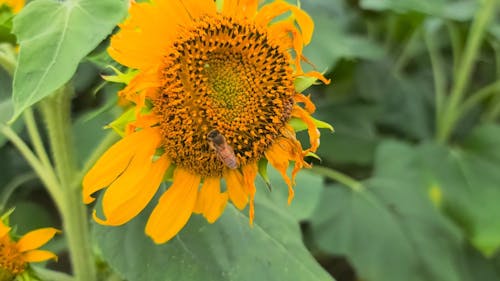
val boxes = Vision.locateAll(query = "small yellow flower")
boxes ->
[0,0,25,13]
[84,0,330,244]
[0,219,59,281]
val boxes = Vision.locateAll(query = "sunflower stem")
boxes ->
[23,108,53,168]
[0,124,63,207]
[40,86,96,281]
[436,0,497,143]
[310,166,364,192]
[32,267,75,281]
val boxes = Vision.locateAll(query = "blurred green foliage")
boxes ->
[0,0,499,281]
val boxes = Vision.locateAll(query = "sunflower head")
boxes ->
[84,0,331,244]
[0,216,59,280]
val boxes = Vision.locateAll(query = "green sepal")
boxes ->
[305,151,322,162]
[101,65,138,85]
[288,116,334,132]
[215,0,224,12]
[258,158,272,191]
[294,76,317,92]
[106,108,136,136]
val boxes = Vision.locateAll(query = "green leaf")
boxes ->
[294,76,318,92]
[359,0,478,21]
[314,103,379,165]
[373,127,500,257]
[11,0,127,121]
[266,166,324,221]
[93,182,333,281]
[310,177,465,281]
[417,128,500,257]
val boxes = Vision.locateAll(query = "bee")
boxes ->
[207,129,239,169]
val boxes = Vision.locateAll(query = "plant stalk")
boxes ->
[437,0,497,142]
[40,86,96,281]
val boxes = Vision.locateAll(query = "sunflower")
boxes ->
[0,0,24,13]
[0,219,59,280]
[83,0,330,244]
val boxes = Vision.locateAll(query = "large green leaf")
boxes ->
[93,181,333,281]
[266,167,324,222]
[417,127,500,257]
[360,0,478,21]
[310,175,465,281]
[11,0,127,120]
[372,127,500,256]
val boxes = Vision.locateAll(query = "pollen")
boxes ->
[154,14,295,177]
[0,237,25,277]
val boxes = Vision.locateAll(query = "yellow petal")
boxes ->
[242,163,258,225]
[145,168,200,244]
[0,220,11,238]
[109,1,184,70]
[16,228,60,253]
[223,169,249,210]
[23,250,57,263]
[223,0,258,18]
[97,155,170,226]
[82,128,160,204]
[195,177,228,223]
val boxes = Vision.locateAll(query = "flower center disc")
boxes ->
[154,15,295,177]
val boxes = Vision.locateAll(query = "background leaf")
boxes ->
[11,0,127,120]
[310,145,467,281]
[93,180,334,281]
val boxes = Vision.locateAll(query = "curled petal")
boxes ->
[17,228,60,253]
[265,138,301,204]
[242,163,258,225]
[292,105,320,152]
[256,0,313,44]
[145,169,200,244]
[298,71,331,85]
[294,93,316,113]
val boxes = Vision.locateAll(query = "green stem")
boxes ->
[32,267,75,281]
[0,173,37,211]
[0,47,16,75]
[460,80,500,114]
[0,125,63,207]
[23,108,52,168]
[40,87,96,281]
[393,26,422,74]
[311,166,364,192]
[446,21,462,79]
[425,24,447,126]
[437,0,498,142]
[484,42,500,121]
